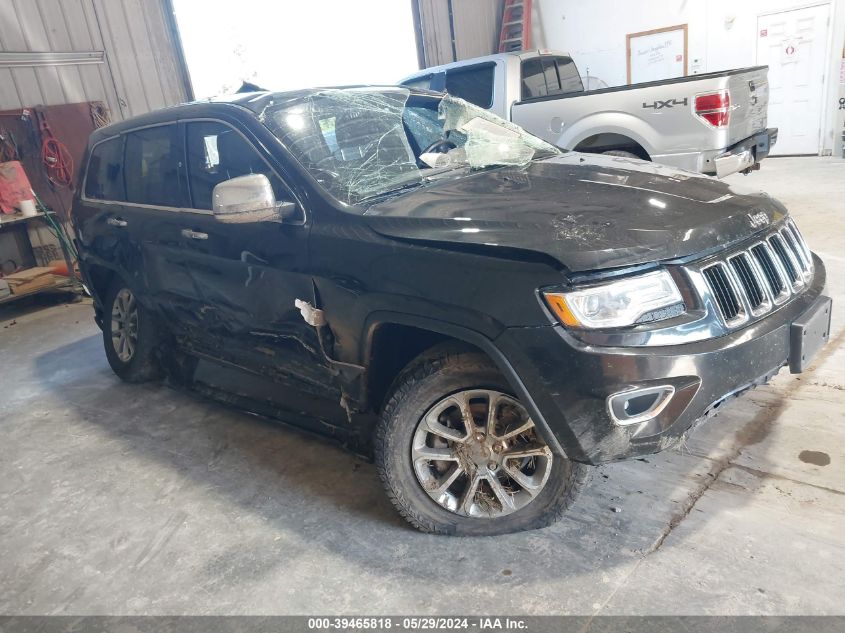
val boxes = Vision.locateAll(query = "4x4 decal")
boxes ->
[642,98,689,110]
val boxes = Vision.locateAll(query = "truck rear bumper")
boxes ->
[712,127,778,178]
[652,128,778,176]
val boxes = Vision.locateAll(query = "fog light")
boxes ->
[607,385,675,426]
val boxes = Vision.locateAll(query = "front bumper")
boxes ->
[495,256,827,465]
[712,127,778,178]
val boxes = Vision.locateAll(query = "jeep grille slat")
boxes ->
[729,254,764,309]
[787,218,812,264]
[751,243,785,296]
[769,234,798,284]
[703,265,741,321]
[781,226,808,272]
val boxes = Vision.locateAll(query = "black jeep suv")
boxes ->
[73,87,831,535]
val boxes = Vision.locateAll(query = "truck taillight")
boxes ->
[694,90,731,127]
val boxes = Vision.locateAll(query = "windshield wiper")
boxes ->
[423,165,471,180]
[357,180,425,204]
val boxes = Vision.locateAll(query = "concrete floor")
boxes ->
[1,157,844,616]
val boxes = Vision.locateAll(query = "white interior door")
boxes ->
[757,4,829,155]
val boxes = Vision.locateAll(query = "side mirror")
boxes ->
[212,174,297,223]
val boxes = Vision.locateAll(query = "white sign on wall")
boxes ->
[627,24,688,84]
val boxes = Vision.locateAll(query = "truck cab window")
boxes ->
[555,57,584,93]
[444,64,495,109]
[85,137,125,201]
[186,121,285,210]
[521,58,546,100]
[521,56,584,100]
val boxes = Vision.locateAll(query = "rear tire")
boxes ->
[375,344,589,535]
[102,280,161,383]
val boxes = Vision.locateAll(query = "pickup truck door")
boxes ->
[175,119,340,405]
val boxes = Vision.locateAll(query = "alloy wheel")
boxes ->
[111,288,139,362]
[411,389,553,518]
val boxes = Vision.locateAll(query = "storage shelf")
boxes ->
[0,209,81,305]
[0,211,55,230]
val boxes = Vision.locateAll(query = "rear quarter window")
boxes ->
[444,64,495,109]
[84,137,125,201]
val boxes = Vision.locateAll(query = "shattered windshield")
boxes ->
[259,88,560,206]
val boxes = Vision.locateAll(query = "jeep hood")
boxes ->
[363,153,787,272]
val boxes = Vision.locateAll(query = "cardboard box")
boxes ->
[4,267,59,295]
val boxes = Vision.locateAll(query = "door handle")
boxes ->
[181,229,209,240]
[107,217,127,227]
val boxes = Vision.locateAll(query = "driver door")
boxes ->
[177,119,339,403]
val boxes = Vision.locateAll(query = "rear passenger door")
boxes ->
[80,135,136,292]
[81,124,198,328]
[176,119,338,401]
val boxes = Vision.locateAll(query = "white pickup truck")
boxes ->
[400,50,777,177]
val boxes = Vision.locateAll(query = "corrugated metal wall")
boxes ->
[0,0,191,119]
[416,0,504,67]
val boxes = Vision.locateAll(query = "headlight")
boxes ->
[543,270,683,329]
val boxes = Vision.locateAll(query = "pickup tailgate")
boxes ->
[726,67,769,146]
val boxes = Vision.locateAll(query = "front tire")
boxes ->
[102,280,161,382]
[375,344,588,535]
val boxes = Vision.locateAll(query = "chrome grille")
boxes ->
[699,219,813,327]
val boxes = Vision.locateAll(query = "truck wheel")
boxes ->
[602,149,643,160]
[102,280,161,383]
[375,345,588,535]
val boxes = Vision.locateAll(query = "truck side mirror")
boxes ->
[212,174,297,223]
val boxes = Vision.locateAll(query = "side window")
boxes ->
[85,137,125,201]
[521,57,584,100]
[124,125,181,207]
[444,64,495,108]
[185,121,285,211]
